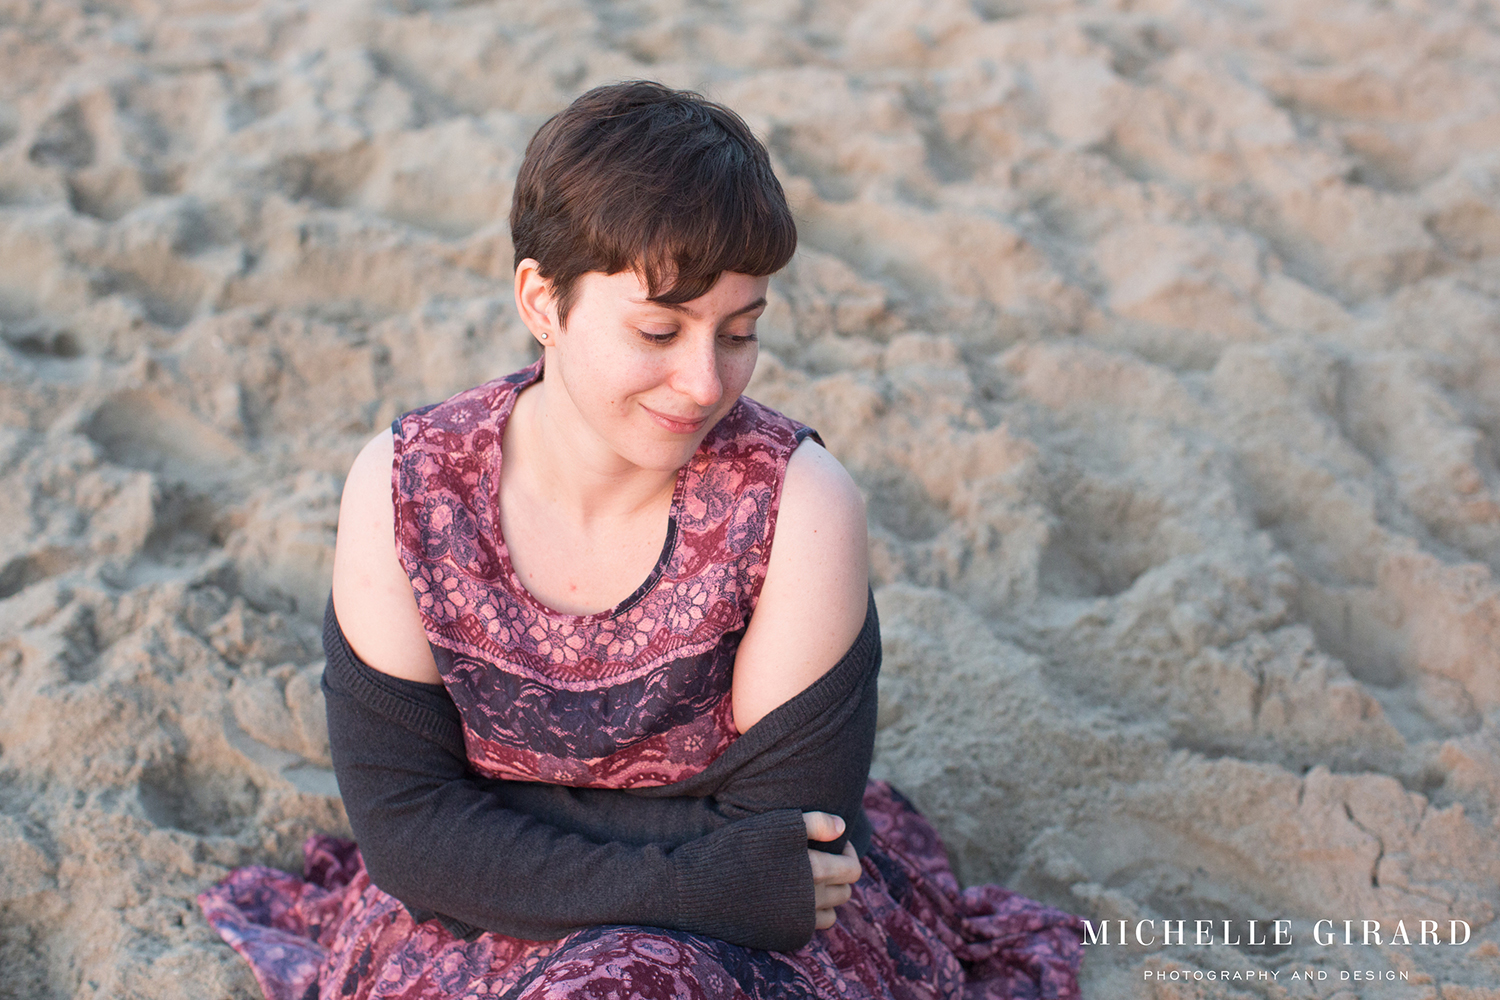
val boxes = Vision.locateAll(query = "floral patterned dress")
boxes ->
[198,360,1085,1000]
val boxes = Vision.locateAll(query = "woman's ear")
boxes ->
[514,259,559,344]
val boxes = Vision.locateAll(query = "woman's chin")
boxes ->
[625,441,705,474]
[607,414,727,472]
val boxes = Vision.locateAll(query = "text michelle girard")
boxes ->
[1081,918,1472,948]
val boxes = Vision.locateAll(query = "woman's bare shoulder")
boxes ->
[730,439,869,733]
[330,429,442,684]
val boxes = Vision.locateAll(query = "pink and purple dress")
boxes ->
[198,360,1085,999]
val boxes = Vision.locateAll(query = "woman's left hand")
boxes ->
[805,811,862,929]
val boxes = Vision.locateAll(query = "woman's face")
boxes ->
[539,267,769,474]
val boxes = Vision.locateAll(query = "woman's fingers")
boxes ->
[802,811,845,842]
[804,815,861,930]
[808,843,862,886]
[814,879,854,910]
[808,838,863,930]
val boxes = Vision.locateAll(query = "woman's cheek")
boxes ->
[725,349,758,397]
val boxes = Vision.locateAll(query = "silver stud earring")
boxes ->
[540,332,549,340]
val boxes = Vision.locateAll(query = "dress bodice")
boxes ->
[391,360,819,788]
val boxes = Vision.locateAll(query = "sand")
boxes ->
[2,0,1499,996]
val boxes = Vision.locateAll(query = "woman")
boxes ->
[200,81,1084,999]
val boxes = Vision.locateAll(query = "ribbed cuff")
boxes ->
[670,808,814,951]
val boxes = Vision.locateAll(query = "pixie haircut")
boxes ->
[510,81,796,324]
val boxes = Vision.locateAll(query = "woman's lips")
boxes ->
[642,405,707,434]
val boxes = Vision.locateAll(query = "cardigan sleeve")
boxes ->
[322,599,816,950]
[672,589,881,857]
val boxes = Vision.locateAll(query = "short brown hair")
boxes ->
[510,81,796,324]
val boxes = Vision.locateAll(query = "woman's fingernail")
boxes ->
[835,816,845,834]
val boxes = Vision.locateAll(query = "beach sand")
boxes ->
[2,0,1499,996]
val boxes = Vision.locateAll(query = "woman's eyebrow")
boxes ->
[632,297,767,321]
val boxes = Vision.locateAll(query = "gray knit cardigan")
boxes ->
[321,590,880,952]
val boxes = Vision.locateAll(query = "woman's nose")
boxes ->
[671,337,723,409]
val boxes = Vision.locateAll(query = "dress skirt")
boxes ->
[199,782,1084,1000]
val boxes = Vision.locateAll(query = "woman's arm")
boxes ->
[726,437,871,925]
[732,439,870,733]
[330,429,442,684]
[656,587,879,859]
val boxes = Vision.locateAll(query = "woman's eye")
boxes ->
[722,322,759,345]
[638,330,677,345]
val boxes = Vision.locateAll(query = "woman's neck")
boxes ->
[506,375,678,529]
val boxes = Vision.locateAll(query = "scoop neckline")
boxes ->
[488,360,692,626]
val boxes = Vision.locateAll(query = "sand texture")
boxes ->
[3,0,1500,996]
